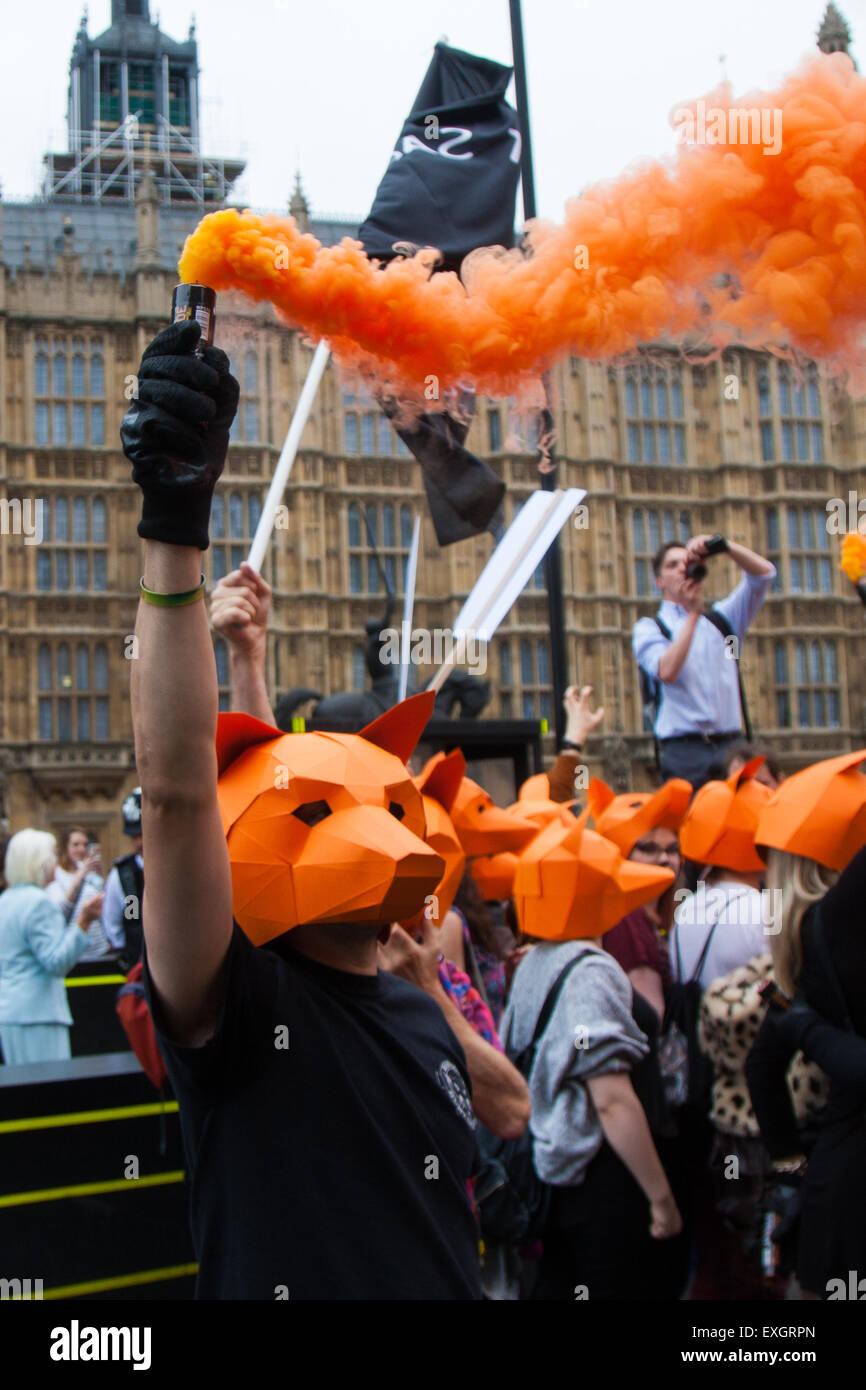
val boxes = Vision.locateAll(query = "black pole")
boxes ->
[508,0,569,747]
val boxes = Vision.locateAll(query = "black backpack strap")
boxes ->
[513,952,586,1075]
[704,608,753,740]
[653,615,672,642]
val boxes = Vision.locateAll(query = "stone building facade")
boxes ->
[1,2,864,865]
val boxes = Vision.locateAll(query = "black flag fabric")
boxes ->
[358,42,521,270]
[357,42,519,544]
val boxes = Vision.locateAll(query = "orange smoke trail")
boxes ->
[179,53,866,398]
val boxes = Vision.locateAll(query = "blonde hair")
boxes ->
[4,829,58,889]
[765,848,837,996]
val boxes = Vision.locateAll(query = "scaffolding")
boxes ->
[42,114,244,206]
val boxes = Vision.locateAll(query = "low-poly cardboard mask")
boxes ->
[216,692,444,944]
[513,809,675,941]
[587,776,692,856]
[756,748,866,871]
[507,796,576,831]
[411,748,467,925]
[678,757,771,873]
[471,851,518,901]
[448,773,539,858]
[519,773,551,801]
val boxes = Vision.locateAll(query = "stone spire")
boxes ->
[289,172,310,233]
[817,3,853,55]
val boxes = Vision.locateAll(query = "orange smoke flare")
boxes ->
[180,53,866,398]
[841,531,866,583]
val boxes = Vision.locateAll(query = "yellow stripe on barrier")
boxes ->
[43,1262,199,1300]
[65,975,126,987]
[0,1101,178,1136]
[0,1170,186,1208]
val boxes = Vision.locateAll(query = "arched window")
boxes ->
[499,643,512,686]
[73,497,88,543]
[38,644,52,691]
[90,343,104,397]
[229,493,243,539]
[248,493,262,535]
[35,346,49,395]
[244,350,258,393]
[348,503,361,548]
[400,505,413,548]
[625,376,637,416]
[537,642,550,685]
[211,493,225,538]
[632,511,645,552]
[520,640,534,686]
[53,346,67,397]
[383,505,395,548]
[92,497,106,544]
[76,644,90,690]
[57,644,71,686]
[72,352,86,397]
[94,645,108,691]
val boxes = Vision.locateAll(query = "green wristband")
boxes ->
[139,574,206,607]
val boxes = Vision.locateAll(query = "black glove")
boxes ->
[767,991,820,1052]
[121,319,239,549]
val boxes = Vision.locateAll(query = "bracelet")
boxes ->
[139,575,206,607]
[561,739,583,752]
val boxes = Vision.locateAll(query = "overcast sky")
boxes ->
[1,0,864,222]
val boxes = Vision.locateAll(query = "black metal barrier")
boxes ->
[0,1052,195,1300]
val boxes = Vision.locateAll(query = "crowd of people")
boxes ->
[1,317,863,1304]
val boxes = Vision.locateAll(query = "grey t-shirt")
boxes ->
[500,940,648,1186]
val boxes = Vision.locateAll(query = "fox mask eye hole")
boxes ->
[292,800,332,827]
[388,801,405,821]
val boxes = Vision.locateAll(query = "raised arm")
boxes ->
[209,562,275,723]
[122,319,239,1046]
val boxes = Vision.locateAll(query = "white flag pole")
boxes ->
[398,515,421,702]
[246,338,331,572]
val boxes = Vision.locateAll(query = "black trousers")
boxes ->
[531,1141,685,1301]
[659,733,741,790]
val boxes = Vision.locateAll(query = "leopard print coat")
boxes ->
[698,953,829,1138]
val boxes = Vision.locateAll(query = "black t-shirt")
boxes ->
[144,924,482,1300]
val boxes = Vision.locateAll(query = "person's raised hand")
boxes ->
[120,319,239,550]
[210,562,272,655]
[79,893,105,928]
[686,534,714,561]
[378,919,442,995]
[563,685,604,745]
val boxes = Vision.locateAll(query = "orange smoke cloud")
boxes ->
[179,53,866,399]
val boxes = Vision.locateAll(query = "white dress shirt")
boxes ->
[632,568,775,739]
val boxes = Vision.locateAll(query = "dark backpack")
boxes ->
[660,913,725,1113]
[474,955,583,1246]
[639,609,753,767]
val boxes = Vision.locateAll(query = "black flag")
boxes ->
[359,42,521,270]
[358,42,520,544]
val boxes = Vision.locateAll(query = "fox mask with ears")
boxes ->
[216,692,444,945]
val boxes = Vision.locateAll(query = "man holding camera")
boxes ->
[633,534,776,788]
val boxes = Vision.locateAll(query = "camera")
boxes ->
[685,534,728,581]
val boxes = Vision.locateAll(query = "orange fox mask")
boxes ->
[514,808,675,941]
[445,772,539,858]
[756,747,866,872]
[409,748,467,926]
[216,693,444,945]
[587,776,692,856]
[471,851,518,901]
[678,757,772,873]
